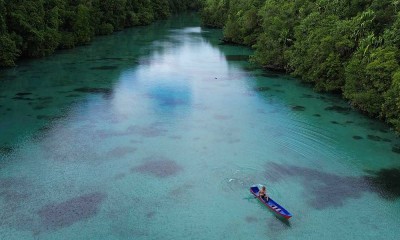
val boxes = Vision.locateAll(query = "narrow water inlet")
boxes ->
[0,14,400,240]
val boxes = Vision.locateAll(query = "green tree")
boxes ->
[383,12,400,49]
[344,46,399,116]
[152,0,171,19]
[382,70,400,132]
[72,4,93,44]
[223,0,263,45]
[252,0,316,70]
[201,0,230,28]
[0,0,19,66]
[0,35,20,67]
[5,0,60,57]
[288,13,354,91]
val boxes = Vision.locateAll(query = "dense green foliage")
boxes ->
[0,0,201,67]
[201,0,400,133]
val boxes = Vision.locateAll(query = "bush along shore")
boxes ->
[201,0,400,133]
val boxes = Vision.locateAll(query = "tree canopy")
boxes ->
[0,0,201,67]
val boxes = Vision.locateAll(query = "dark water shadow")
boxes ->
[393,144,400,154]
[364,167,400,200]
[225,55,249,61]
[324,105,352,115]
[265,163,400,210]
[37,192,107,230]
[131,156,183,178]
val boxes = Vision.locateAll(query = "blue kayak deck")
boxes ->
[250,185,292,219]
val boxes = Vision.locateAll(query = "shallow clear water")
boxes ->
[1,14,400,240]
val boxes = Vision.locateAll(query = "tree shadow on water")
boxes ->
[264,163,400,210]
[364,167,400,201]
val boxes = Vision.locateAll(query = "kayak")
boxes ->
[250,184,292,219]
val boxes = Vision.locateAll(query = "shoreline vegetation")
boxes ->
[200,0,400,134]
[0,0,201,67]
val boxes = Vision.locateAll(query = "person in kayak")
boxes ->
[259,186,269,201]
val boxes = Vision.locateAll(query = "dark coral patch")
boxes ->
[106,146,137,158]
[169,135,182,139]
[36,97,54,101]
[15,92,32,96]
[38,192,106,230]
[0,177,29,189]
[146,211,156,219]
[0,146,13,155]
[313,114,321,117]
[324,105,352,114]
[242,65,259,72]
[225,55,249,61]
[12,96,34,101]
[214,114,232,120]
[94,129,132,139]
[0,177,35,231]
[331,121,339,124]
[261,73,279,78]
[114,173,126,180]
[392,145,400,154]
[132,157,182,178]
[74,87,112,95]
[353,136,363,140]
[38,126,51,132]
[302,94,315,98]
[169,183,193,197]
[66,94,80,98]
[33,105,47,110]
[367,135,382,141]
[0,190,30,202]
[291,105,305,111]
[0,177,32,212]
[127,125,167,138]
[36,115,63,121]
[245,216,258,223]
[90,66,118,70]
[254,86,271,92]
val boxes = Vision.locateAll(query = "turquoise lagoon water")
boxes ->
[1,14,400,239]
